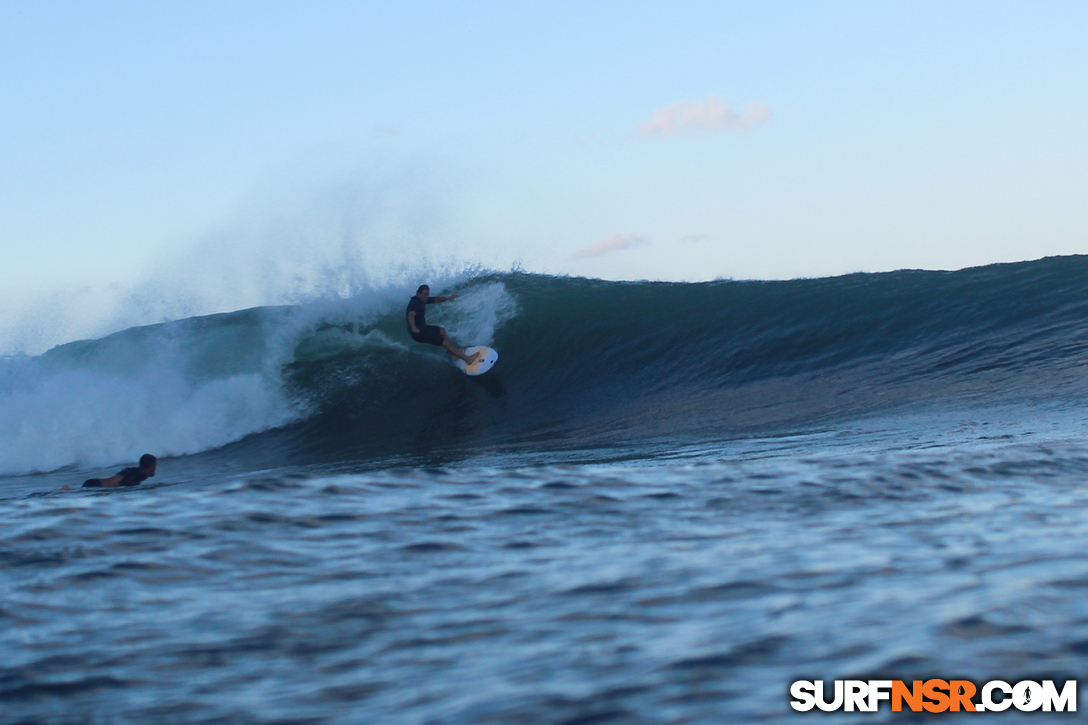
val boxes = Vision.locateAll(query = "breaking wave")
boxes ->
[4,256,1088,476]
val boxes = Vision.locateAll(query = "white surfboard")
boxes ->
[455,346,498,376]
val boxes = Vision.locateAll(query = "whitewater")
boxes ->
[3,256,1088,722]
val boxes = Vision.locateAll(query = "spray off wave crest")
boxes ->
[4,257,1088,477]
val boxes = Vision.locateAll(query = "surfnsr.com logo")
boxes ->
[790,679,1076,713]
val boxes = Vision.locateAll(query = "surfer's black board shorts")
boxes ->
[411,325,445,347]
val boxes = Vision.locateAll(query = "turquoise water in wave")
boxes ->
[3,257,1088,722]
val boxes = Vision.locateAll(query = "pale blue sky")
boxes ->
[3,1,1087,308]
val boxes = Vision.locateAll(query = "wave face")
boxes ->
[4,256,1088,475]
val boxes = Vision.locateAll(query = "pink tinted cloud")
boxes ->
[570,234,648,260]
[638,96,771,137]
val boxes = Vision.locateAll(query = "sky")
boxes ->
[2,1,1087,344]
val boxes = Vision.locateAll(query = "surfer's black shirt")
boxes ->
[116,467,149,487]
[406,296,435,332]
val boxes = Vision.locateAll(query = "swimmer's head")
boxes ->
[139,453,157,476]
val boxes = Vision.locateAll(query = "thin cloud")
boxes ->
[570,234,648,260]
[682,232,711,243]
[639,96,771,137]
[372,125,401,138]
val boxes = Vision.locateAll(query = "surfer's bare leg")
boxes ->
[440,328,479,364]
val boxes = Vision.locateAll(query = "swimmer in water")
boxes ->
[80,454,157,488]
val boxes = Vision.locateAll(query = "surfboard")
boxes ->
[455,346,498,376]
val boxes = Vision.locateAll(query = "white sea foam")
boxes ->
[0,315,297,475]
[0,277,516,476]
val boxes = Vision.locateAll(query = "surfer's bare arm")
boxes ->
[434,295,459,302]
[97,474,123,488]
[407,311,419,333]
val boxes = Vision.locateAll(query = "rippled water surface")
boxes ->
[4,408,1088,723]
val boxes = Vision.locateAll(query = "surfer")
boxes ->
[407,285,480,365]
[80,454,157,488]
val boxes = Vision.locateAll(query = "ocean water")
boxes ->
[3,257,1088,722]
